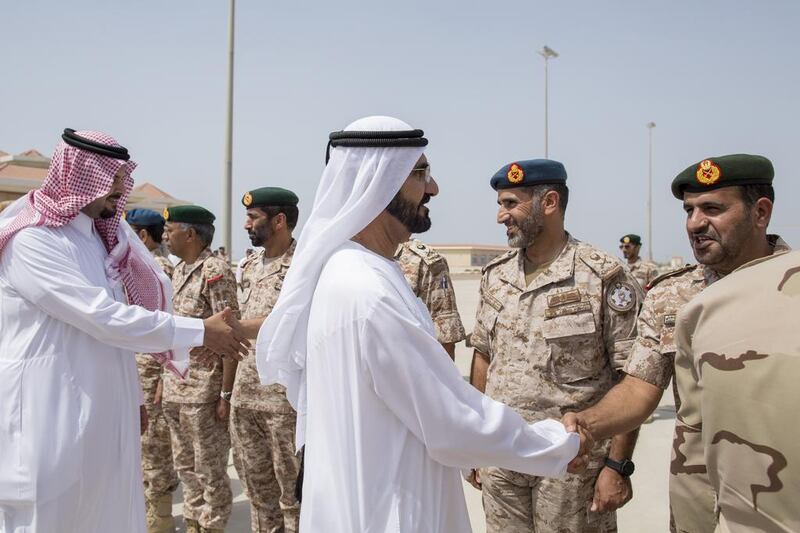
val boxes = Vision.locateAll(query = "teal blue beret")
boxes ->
[490,159,567,190]
[125,208,164,226]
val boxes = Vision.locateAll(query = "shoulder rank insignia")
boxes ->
[645,264,696,291]
[507,163,525,184]
[607,281,636,312]
[696,159,721,186]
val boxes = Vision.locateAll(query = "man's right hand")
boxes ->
[465,469,482,490]
[202,307,250,361]
[563,412,595,473]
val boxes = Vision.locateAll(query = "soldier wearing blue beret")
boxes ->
[469,158,641,533]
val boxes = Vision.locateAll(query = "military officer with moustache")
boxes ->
[161,205,240,533]
[673,250,800,533]
[126,208,178,533]
[619,234,659,290]
[563,154,790,532]
[468,159,641,532]
[395,240,466,358]
[231,187,302,532]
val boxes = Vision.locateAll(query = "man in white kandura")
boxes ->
[256,116,583,532]
[0,129,249,533]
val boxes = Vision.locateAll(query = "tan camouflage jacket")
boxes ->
[232,241,295,413]
[162,248,239,404]
[623,235,790,392]
[136,250,176,404]
[627,256,659,290]
[470,235,640,426]
[672,249,799,533]
[395,239,466,344]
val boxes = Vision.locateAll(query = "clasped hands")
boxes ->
[200,307,251,364]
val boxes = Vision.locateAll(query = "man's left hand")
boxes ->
[591,466,632,513]
[140,405,148,435]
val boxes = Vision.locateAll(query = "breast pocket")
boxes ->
[542,307,602,383]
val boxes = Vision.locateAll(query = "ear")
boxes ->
[272,212,287,230]
[542,190,561,216]
[137,228,149,241]
[753,197,773,230]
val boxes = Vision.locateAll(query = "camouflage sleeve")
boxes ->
[204,260,240,319]
[467,273,495,358]
[622,286,676,389]
[419,258,466,344]
[603,269,640,373]
[670,300,717,533]
[155,255,174,279]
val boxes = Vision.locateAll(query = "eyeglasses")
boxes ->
[411,164,432,184]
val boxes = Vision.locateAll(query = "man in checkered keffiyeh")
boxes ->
[0,129,249,532]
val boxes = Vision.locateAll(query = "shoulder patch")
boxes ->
[482,249,517,274]
[579,247,624,281]
[406,240,444,266]
[645,264,697,291]
[607,281,637,312]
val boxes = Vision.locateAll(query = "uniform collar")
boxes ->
[500,233,577,293]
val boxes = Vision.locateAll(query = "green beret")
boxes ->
[163,205,215,225]
[620,234,641,246]
[490,159,567,190]
[242,187,299,208]
[671,154,774,199]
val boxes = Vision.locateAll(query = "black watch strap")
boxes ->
[604,457,635,477]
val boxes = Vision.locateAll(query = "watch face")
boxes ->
[621,460,635,476]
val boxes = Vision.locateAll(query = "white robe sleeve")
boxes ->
[5,228,204,354]
[360,294,579,478]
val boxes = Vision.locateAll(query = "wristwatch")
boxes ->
[220,391,233,402]
[604,457,635,477]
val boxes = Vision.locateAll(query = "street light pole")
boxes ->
[538,46,559,158]
[222,0,235,257]
[646,122,656,263]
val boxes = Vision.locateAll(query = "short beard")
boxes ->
[508,201,544,248]
[386,192,432,234]
[99,207,117,219]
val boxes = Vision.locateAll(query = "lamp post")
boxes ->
[538,45,559,158]
[646,121,656,262]
[222,0,235,257]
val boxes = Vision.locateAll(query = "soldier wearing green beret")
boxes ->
[564,153,791,533]
[469,159,642,533]
[619,234,659,290]
[230,187,302,532]
[162,205,239,533]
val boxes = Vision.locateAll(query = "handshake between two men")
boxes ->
[200,307,252,363]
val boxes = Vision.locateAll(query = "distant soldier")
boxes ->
[673,249,800,532]
[619,234,658,289]
[162,205,239,533]
[232,187,302,532]
[395,239,466,358]
[564,154,790,531]
[127,208,178,533]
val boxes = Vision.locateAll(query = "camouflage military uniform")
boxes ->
[162,248,238,531]
[231,242,301,533]
[621,235,789,531]
[626,256,659,290]
[672,249,799,533]
[470,235,640,533]
[136,251,177,531]
[395,239,466,344]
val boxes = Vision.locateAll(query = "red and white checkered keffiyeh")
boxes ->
[0,130,187,377]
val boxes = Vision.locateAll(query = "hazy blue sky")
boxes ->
[2,1,798,260]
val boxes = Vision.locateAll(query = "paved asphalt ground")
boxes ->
[170,276,675,532]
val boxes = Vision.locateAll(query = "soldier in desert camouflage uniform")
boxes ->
[161,205,239,533]
[618,234,659,290]
[127,208,178,533]
[232,187,302,532]
[672,250,800,533]
[565,154,789,532]
[468,159,640,533]
[395,239,466,358]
